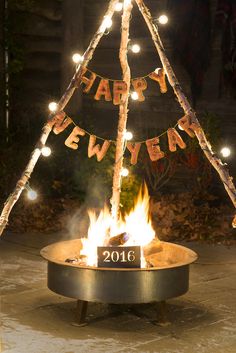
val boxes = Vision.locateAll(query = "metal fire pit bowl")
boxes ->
[41,239,197,304]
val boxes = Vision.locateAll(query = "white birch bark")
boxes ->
[135,0,236,227]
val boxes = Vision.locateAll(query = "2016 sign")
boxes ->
[97,246,141,268]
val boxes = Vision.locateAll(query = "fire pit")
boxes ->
[41,239,197,304]
[41,186,197,324]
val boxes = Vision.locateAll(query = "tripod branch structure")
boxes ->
[135,0,236,227]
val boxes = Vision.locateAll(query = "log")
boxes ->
[111,0,133,223]
[0,0,120,236]
[135,0,236,227]
[143,238,163,257]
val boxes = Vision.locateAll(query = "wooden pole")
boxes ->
[135,0,236,227]
[111,0,133,223]
[0,0,120,236]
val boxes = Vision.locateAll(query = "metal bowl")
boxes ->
[41,239,197,304]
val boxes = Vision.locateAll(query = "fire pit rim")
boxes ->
[40,239,198,271]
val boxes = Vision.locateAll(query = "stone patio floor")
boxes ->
[1,232,236,353]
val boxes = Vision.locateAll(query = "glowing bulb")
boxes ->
[131,43,141,53]
[221,147,231,158]
[178,124,184,131]
[115,2,123,11]
[27,189,38,201]
[131,91,139,100]
[101,16,113,31]
[72,53,84,64]
[121,168,129,177]
[158,14,168,25]
[41,146,51,157]
[48,102,58,112]
[125,131,133,140]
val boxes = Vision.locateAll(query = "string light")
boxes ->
[121,168,129,177]
[25,184,38,201]
[41,146,52,157]
[221,147,231,158]
[158,14,168,25]
[131,91,139,100]
[72,53,84,64]
[131,43,141,53]
[101,16,113,31]
[48,102,58,113]
[27,189,38,201]
[125,131,133,140]
[115,2,123,11]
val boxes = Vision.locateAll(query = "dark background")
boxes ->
[0,0,236,213]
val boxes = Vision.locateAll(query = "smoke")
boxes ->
[66,176,111,239]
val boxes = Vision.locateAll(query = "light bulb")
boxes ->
[131,43,141,53]
[27,189,38,201]
[115,2,123,11]
[101,16,113,31]
[41,146,51,157]
[121,168,129,177]
[72,53,84,64]
[131,91,139,100]
[158,14,168,25]
[48,102,58,112]
[125,131,133,140]
[221,147,231,158]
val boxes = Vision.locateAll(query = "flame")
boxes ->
[80,184,156,267]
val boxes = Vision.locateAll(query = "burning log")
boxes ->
[65,254,87,266]
[65,257,79,264]
[143,238,163,257]
[106,232,130,246]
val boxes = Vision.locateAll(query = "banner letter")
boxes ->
[88,135,111,161]
[113,81,128,105]
[127,142,141,165]
[167,128,186,152]
[146,137,165,161]
[94,79,112,101]
[149,68,167,93]
[65,126,85,150]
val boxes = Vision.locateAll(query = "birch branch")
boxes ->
[111,0,133,223]
[135,0,236,227]
[0,0,120,236]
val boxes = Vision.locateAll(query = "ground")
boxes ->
[1,232,236,353]
[7,194,236,244]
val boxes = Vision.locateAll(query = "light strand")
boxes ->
[83,67,160,82]
[66,113,179,144]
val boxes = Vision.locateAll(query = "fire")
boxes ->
[80,184,156,267]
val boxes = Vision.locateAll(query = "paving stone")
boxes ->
[1,234,236,353]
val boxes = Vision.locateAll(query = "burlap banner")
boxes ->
[48,112,199,164]
[75,67,168,104]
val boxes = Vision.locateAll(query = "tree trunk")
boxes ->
[0,0,120,236]
[135,0,236,227]
[111,0,133,223]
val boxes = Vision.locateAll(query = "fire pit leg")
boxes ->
[155,301,170,326]
[74,300,88,326]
